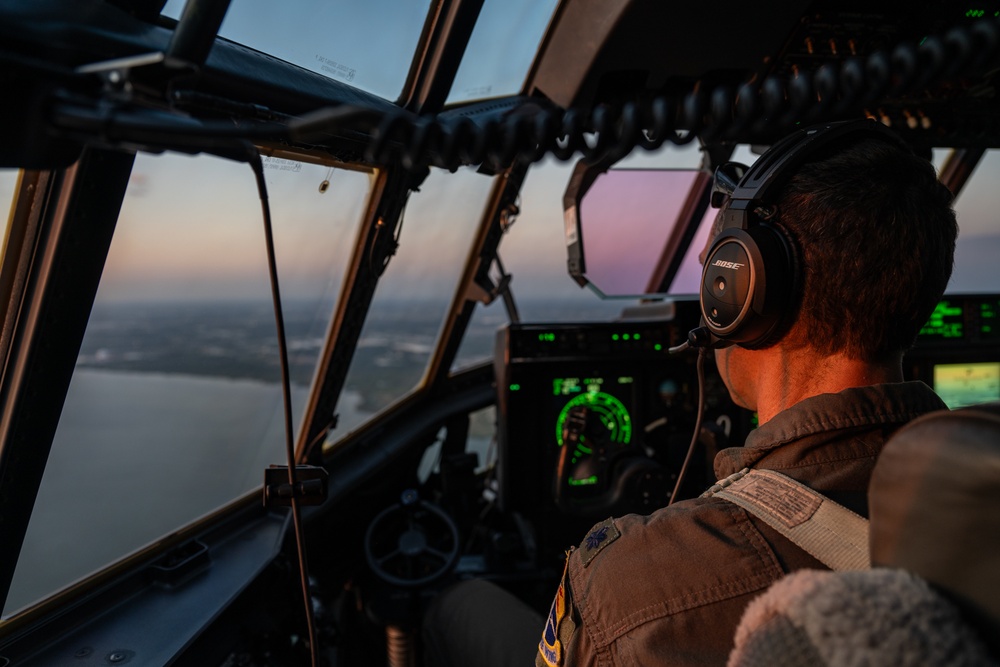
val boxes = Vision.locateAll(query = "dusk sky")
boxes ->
[122,154,360,303]
[0,171,16,212]
[3,145,1000,309]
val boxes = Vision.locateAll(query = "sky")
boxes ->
[101,153,367,303]
[0,171,17,213]
[578,169,702,296]
[4,146,1000,312]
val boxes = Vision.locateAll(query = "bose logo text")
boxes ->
[712,260,745,270]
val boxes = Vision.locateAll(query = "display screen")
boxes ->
[496,312,748,524]
[980,299,1000,339]
[549,376,635,488]
[919,300,965,340]
[916,296,1000,342]
[933,362,1000,409]
[552,376,634,448]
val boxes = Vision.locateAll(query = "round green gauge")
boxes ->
[555,391,633,453]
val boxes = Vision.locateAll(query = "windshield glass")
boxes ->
[163,0,558,105]
[948,149,1000,293]
[331,165,494,439]
[453,142,705,370]
[447,0,559,104]
[4,152,370,615]
[0,170,17,219]
[162,0,432,100]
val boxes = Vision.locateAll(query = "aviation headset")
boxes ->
[699,119,911,349]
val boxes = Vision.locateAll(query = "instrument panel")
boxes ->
[493,299,751,541]
[907,294,1000,408]
[490,294,1000,557]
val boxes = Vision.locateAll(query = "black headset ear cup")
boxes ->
[700,222,797,348]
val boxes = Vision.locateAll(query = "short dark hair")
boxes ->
[776,136,957,362]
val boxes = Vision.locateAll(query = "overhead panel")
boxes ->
[526,0,810,109]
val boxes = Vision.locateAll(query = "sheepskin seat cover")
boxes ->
[727,568,995,667]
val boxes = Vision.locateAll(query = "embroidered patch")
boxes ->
[728,470,821,527]
[579,517,620,567]
[538,555,570,667]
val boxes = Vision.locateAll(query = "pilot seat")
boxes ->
[727,403,1000,666]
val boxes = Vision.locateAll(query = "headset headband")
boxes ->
[717,119,910,233]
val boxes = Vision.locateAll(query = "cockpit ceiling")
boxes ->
[2,0,1000,172]
[528,0,1000,149]
[527,0,812,109]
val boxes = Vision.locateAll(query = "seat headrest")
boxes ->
[869,402,1000,633]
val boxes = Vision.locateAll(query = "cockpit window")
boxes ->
[330,166,494,439]
[446,0,560,104]
[0,169,18,225]
[162,0,433,101]
[948,149,1000,293]
[453,144,708,370]
[4,152,369,616]
[475,158,632,323]
[452,157,630,372]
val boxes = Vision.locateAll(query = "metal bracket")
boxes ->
[263,465,329,508]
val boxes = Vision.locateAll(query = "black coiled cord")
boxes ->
[290,18,1000,172]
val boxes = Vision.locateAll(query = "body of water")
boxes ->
[5,369,369,615]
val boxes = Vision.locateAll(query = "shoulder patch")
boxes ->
[538,553,574,667]
[579,517,620,567]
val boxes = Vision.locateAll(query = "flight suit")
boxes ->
[538,382,947,667]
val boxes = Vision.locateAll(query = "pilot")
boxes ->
[422,119,958,667]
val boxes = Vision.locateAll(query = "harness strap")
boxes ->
[704,468,870,571]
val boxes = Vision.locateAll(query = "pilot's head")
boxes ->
[702,123,958,365]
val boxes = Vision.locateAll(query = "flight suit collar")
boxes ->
[714,382,947,479]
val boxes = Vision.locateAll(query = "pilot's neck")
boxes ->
[718,344,905,426]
